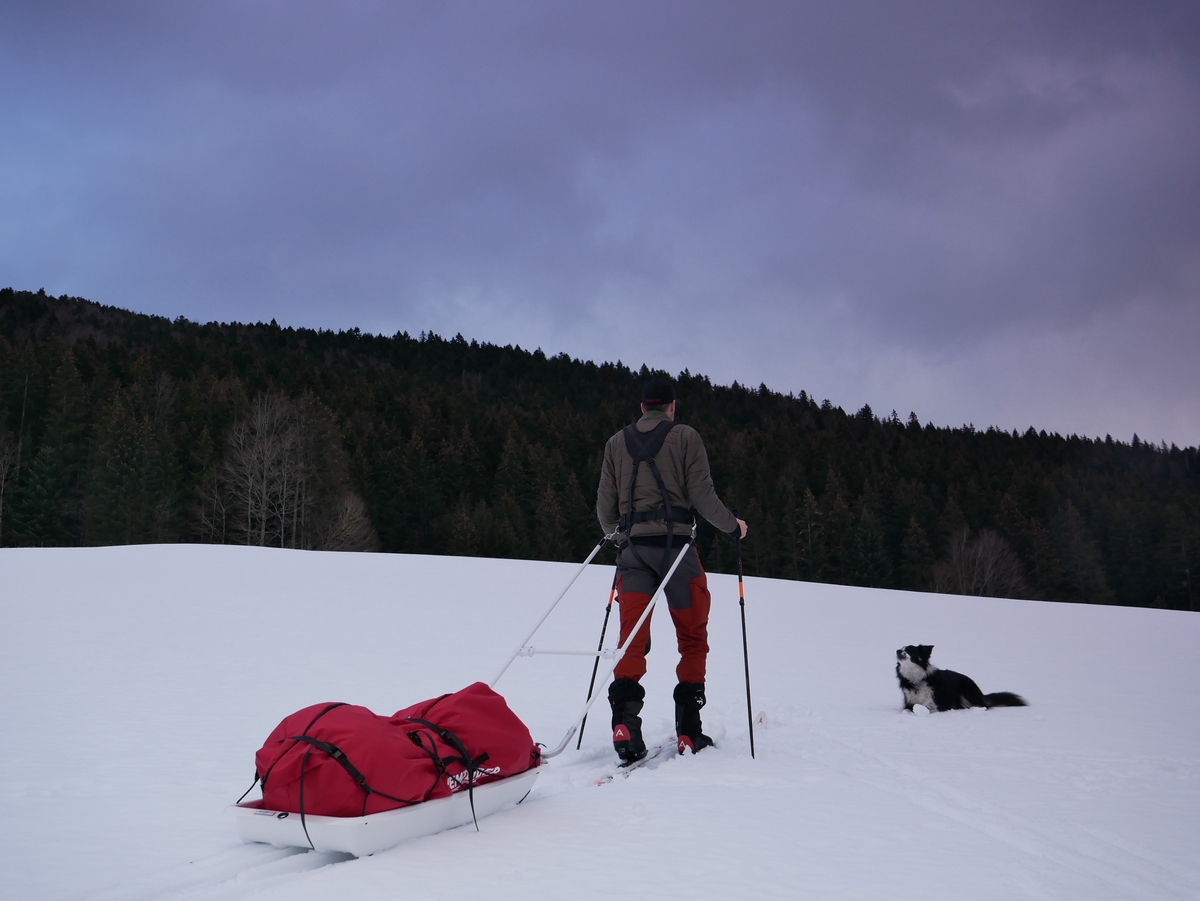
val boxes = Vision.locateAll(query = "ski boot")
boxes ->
[609,678,647,764]
[674,681,715,754]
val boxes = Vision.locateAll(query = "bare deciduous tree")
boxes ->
[933,527,1028,598]
[317,493,380,552]
[196,469,229,545]
[197,392,378,551]
[222,394,303,547]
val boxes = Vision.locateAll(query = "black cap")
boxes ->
[641,378,676,406]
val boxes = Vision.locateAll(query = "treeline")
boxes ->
[1,288,1197,611]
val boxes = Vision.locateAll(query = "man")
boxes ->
[596,377,748,762]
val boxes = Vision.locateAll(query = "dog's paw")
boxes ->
[912,704,931,717]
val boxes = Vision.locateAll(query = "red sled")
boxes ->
[229,682,541,855]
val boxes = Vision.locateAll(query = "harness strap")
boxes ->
[619,421,680,528]
[621,507,695,526]
[621,420,690,572]
[646,457,675,570]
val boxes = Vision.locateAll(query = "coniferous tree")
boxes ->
[2,291,1198,610]
[1054,501,1113,603]
[533,485,571,561]
[996,494,1029,556]
[0,430,16,544]
[899,516,933,591]
[777,477,801,579]
[936,497,968,557]
[795,487,822,581]
[819,470,854,583]
[85,393,163,545]
[447,497,483,557]
[1024,518,1061,598]
[848,506,892,588]
[10,351,90,543]
[9,445,73,544]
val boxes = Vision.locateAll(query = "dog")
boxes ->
[895,645,1027,712]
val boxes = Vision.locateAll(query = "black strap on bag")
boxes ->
[618,419,693,573]
[403,717,491,832]
[287,734,429,850]
[235,702,348,805]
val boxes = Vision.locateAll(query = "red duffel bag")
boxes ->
[255,682,540,818]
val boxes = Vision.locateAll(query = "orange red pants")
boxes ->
[612,543,711,684]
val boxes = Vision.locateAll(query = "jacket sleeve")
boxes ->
[680,428,739,534]
[596,436,621,535]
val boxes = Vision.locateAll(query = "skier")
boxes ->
[597,377,748,762]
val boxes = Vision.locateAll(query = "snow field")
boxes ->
[1,544,1198,900]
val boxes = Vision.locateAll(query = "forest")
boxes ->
[2,288,1197,611]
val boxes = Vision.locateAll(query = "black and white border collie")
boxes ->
[895,645,1027,712]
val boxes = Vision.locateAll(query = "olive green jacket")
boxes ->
[597,410,739,539]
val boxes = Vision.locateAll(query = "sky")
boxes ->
[2,1,1198,445]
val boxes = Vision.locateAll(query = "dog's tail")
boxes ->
[983,691,1027,708]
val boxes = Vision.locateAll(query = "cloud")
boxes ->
[0,1,1197,442]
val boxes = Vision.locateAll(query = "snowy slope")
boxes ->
[2,545,1198,901]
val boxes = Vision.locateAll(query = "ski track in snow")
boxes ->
[2,545,1198,901]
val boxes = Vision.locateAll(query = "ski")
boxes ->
[591,740,678,785]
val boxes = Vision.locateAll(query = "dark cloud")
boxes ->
[1,1,1197,442]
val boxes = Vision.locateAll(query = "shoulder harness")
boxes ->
[618,420,695,566]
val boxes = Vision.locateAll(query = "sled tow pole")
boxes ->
[490,529,619,688]
[539,526,697,759]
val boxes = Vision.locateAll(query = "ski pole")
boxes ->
[734,509,756,759]
[491,529,618,688]
[576,568,619,749]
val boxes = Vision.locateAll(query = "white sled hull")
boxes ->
[228,767,539,857]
